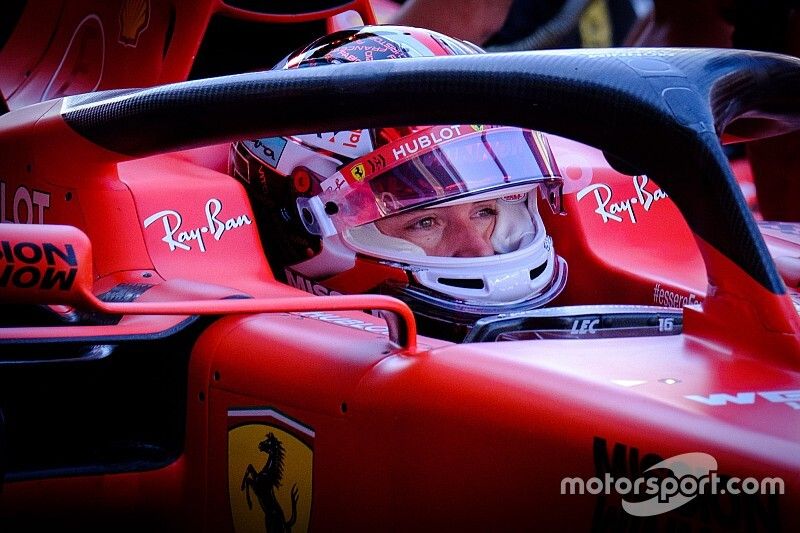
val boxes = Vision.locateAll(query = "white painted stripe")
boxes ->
[612,379,648,388]
[228,408,315,437]
[532,130,556,177]
[46,14,106,101]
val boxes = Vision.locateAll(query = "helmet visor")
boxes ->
[318,126,563,230]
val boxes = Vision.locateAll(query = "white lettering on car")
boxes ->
[570,318,599,334]
[1,181,51,224]
[685,389,800,411]
[652,284,700,308]
[143,198,251,253]
[576,175,668,223]
[392,126,463,160]
[294,311,389,334]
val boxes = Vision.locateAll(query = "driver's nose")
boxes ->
[448,220,494,257]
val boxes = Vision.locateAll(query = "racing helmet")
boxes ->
[230,26,568,340]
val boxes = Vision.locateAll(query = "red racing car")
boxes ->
[1,1,799,531]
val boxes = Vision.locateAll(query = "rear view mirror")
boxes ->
[0,223,418,351]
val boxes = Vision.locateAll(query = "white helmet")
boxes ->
[230,27,568,340]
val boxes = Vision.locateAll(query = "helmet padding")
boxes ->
[491,197,537,254]
[346,223,427,257]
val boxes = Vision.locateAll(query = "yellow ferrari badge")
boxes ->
[228,409,313,533]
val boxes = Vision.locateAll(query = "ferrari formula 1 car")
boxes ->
[1,1,800,532]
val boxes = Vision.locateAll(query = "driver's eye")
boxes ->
[474,207,498,218]
[407,217,437,230]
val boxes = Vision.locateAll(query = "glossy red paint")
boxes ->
[2,103,799,531]
[546,135,707,309]
[191,310,799,529]
[0,0,379,109]
[1,3,799,532]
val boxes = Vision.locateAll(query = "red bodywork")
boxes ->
[0,2,799,531]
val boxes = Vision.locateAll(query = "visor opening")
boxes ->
[529,261,548,280]
[438,277,485,290]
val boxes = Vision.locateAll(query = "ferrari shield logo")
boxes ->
[228,408,313,533]
[350,163,366,182]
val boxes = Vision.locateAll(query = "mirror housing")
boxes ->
[0,223,418,351]
[0,224,94,306]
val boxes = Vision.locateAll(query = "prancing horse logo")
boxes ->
[228,410,313,533]
[241,432,299,533]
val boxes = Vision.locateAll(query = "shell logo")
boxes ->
[118,0,150,47]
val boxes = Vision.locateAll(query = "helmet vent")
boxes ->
[530,262,548,280]
[324,202,339,215]
[301,207,314,225]
[438,277,484,290]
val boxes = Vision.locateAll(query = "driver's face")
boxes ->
[374,200,497,257]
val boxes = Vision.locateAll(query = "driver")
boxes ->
[374,199,498,257]
[230,25,568,341]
